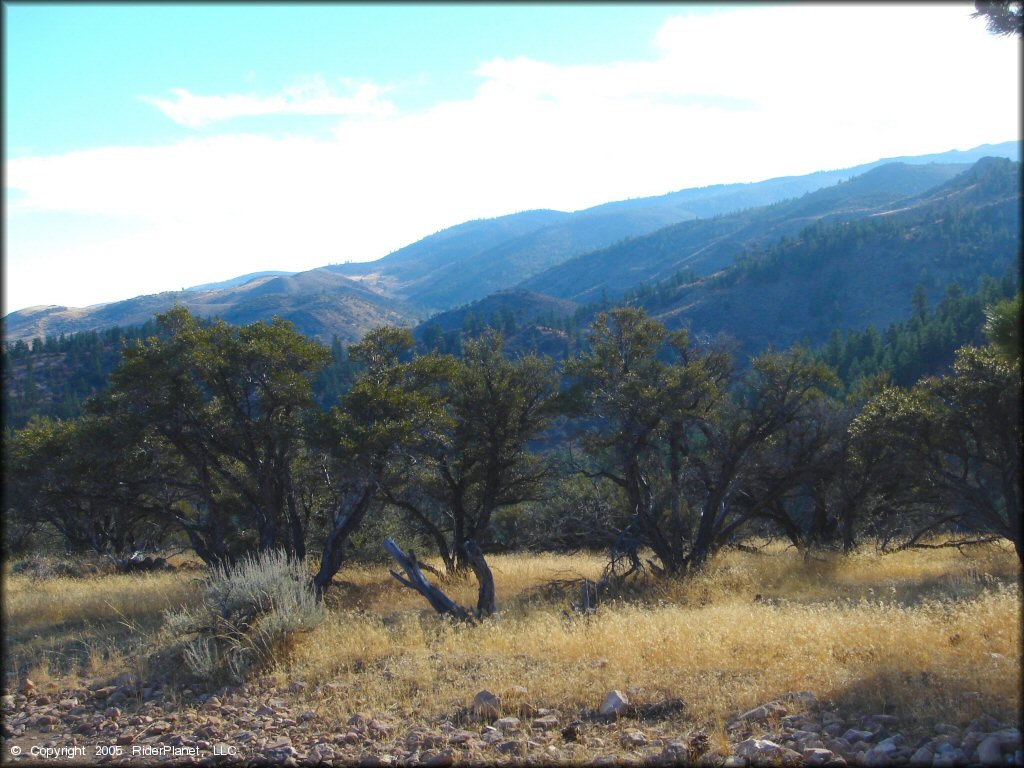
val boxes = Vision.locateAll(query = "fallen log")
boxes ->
[383,538,476,623]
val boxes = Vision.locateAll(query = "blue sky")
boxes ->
[4,3,1021,312]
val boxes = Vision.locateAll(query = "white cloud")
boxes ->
[141,77,395,128]
[5,4,1020,312]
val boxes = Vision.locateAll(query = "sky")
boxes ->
[3,3,1021,313]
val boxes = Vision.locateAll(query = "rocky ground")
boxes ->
[2,678,1021,766]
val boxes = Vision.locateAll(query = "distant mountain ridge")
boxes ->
[517,161,977,303]
[3,140,1018,344]
[186,271,297,292]
[5,271,412,345]
[329,141,1021,312]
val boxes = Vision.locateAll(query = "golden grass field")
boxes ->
[3,542,1021,741]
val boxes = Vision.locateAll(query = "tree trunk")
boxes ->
[689,491,725,571]
[464,539,495,617]
[841,501,857,554]
[285,474,306,561]
[311,483,376,597]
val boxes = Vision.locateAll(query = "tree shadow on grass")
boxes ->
[821,664,1019,737]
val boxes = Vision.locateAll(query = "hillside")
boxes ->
[519,161,978,302]
[637,157,1021,358]
[3,270,417,346]
[421,158,1020,367]
[414,289,580,357]
[327,142,1019,313]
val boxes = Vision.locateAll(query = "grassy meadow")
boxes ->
[3,543,1021,741]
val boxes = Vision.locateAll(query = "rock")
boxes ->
[735,738,802,764]
[993,728,1021,748]
[862,748,892,767]
[1,695,15,711]
[661,740,690,763]
[598,690,629,718]
[874,737,900,753]
[532,715,559,731]
[842,729,874,744]
[961,732,986,755]
[561,721,580,742]
[310,743,336,761]
[105,707,121,720]
[298,710,316,723]
[907,746,933,767]
[934,724,961,736]
[976,736,1003,765]
[58,697,79,710]
[196,724,220,740]
[620,729,647,747]
[421,750,454,767]
[472,689,502,720]
[803,748,843,766]
[967,715,1000,733]
[407,730,444,749]
[255,705,276,716]
[496,740,526,755]
[368,719,395,736]
[738,702,788,723]
[449,729,476,744]
[288,681,308,693]
[495,717,520,731]
[482,727,504,745]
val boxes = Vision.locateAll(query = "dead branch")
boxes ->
[383,538,476,623]
[886,535,1004,555]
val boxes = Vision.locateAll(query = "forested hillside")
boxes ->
[632,157,1020,358]
[5,159,1019,430]
[518,160,1003,302]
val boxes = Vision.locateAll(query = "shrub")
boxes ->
[161,550,323,684]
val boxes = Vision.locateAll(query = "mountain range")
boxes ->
[3,140,1019,347]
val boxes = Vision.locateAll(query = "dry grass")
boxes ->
[2,567,202,687]
[3,542,1020,737]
